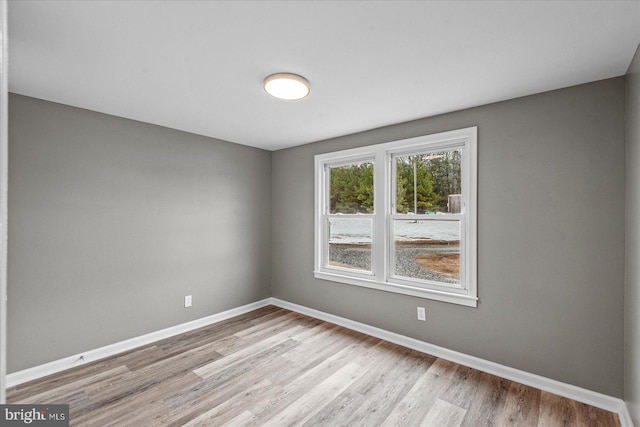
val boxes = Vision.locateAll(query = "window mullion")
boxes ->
[387,151,395,281]
[372,149,387,280]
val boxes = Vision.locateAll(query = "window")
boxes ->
[314,127,477,307]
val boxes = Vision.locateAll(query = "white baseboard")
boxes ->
[268,298,634,427]
[5,296,634,426]
[6,298,272,388]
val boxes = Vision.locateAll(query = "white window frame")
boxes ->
[314,127,477,307]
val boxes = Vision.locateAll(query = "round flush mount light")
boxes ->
[263,73,310,100]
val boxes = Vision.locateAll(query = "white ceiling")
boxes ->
[8,1,640,151]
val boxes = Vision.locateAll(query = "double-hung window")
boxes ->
[314,127,477,307]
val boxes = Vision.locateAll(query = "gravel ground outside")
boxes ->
[329,243,460,284]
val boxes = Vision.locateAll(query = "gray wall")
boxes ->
[7,76,629,400]
[8,94,272,372]
[625,44,640,425]
[272,77,626,397]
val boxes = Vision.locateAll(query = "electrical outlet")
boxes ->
[417,306,426,321]
[185,295,192,308]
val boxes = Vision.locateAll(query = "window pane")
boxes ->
[328,217,372,271]
[393,219,460,284]
[395,149,462,214]
[329,162,374,214]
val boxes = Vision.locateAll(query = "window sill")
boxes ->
[314,270,478,307]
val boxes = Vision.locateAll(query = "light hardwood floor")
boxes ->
[7,306,620,426]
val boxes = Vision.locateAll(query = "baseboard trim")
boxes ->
[269,298,634,427]
[5,297,633,426]
[6,298,272,388]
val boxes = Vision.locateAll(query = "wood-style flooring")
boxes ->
[7,306,620,426]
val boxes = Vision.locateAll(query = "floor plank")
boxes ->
[380,358,462,427]
[461,371,511,426]
[6,306,620,427]
[421,398,467,427]
[499,381,542,426]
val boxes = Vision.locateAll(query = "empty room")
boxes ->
[1,1,640,426]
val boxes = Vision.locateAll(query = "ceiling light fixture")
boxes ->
[263,73,310,100]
